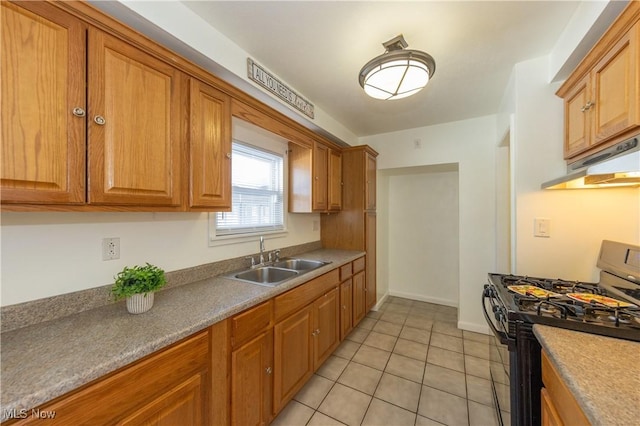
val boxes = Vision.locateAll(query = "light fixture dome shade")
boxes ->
[359,35,435,101]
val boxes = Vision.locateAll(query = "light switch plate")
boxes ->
[534,218,551,238]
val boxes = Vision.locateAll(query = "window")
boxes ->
[215,141,284,237]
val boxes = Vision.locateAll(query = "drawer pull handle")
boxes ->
[72,107,85,117]
[94,115,106,125]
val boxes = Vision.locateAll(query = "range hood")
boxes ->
[541,136,640,189]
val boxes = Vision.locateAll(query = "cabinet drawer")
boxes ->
[275,269,340,322]
[231,300,273,348]
[353,257,365,273]
[339,263,352,281]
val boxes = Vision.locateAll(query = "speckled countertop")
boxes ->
[534,325,640,426]
[0,248,364,421]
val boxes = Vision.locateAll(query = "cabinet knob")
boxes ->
[315,176,319,180]
[226,153,231,159]
[265,366,272,375]
[94,115,106,125]
[72,107,86,117]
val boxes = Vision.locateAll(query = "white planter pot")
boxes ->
[126,292,154,314]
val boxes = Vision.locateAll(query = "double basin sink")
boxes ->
[227,258,330,287]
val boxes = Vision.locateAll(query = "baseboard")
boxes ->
[388,290,458,308]
[457,320,491,335]
[371,292,389,311]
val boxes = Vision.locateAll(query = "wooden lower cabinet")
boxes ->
[312,288,340,370]
[353,270,366,326]
[340,278,353,339]
[541,350,590,426]
[273,305,314,414]
[231,331,273,426]
[6,330,211,426]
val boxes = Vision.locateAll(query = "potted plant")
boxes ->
[111,263,167,314]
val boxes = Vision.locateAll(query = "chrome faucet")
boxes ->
[259,236,266,265]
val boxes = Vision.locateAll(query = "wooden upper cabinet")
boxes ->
[312,141,329,211]
[557,3,640,161]
[1,1,86,204]
[591,22,639,144]
[87,29,183,206]
[189,78,232,209]
[328,148,342,211]
[365,151,377,211]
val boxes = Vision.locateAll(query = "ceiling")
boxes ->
[182,1,582,138]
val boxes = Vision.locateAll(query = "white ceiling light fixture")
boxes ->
[359,34,436,101]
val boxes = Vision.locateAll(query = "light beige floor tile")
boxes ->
[432,321,463,338]
[367,310,384,320]
[463,330,492,344]
[415,415,446,425]
[464,355,491,381]
[337,362,382,395]
[374,373,422,412]
[385,304,411,315]
[418,386,469,426]
[334,339,361,360]
[307,411,347,426]
[423,363,467,398]
[393,338,429,361]
[380,311,407,325]
[346,327,370,343]
[373,320,402,337]
[399,326,431,345]
[352,344,391,371]
[385,353,426,383]
[466,375,494,406]
[468,400,500,426]
[389,297,414,306]
[361,397,417,426]
[317,383,371,426]
[294,374,335,409]
[271,400,315,426]
[463,340,491,360]
[430,332,464,353]
[363,331,397,351]
[317,355,349,381]
[403,316,434,330]
[426,347,465,373]
[358,317,378,330]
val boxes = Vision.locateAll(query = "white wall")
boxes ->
[509,56,640,281]
[0,211,318,307]
[382,166,459,306]
[362,115,497,333]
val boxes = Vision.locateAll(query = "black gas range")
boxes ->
[482,240,640,426]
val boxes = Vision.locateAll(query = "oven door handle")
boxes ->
[482,286,513,347]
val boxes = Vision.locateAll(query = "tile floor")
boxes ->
[271,296,509,426]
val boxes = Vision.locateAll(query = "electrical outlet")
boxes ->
[102,237,120,261]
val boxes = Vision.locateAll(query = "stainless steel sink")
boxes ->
[232,267,299,286]
[226,258,330,287]
[272,258,328,271]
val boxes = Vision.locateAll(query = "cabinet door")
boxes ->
[312,141,328,211]
[563,75,591,159]
[365,151,377,211]
[592,22,639,144]
[273,305,313,414]
[340,279,353,340]
[118,373,204,426]
[313,288,340,370]
[189,78,231,209]
[353,270,366,326]
[365,212,377,311]
[88,29,183,206]
[328,149,342,211]
[1,1,86,204]
[231,331,273,426]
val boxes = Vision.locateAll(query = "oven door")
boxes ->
[483,284,513,426]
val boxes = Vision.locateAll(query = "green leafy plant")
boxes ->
[111,263,167,301]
